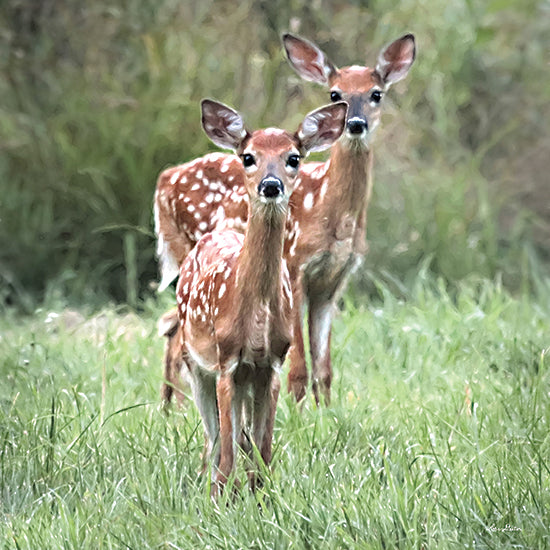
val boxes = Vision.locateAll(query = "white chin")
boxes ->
[259,195,286,204]
[342,132,371,148]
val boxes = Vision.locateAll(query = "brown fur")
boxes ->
[155,34,414,406]
[174,101,346,496]
[158,308,187,408]
[282,33,415,404]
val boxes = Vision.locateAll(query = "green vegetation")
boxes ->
[1,1,549,548]
[1,0,548,306]
[1,278,549,548]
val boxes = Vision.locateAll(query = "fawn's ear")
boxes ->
[297,101,347,153]
[375,33,416,88]
[282,33,337,85]
[201,99,249,151]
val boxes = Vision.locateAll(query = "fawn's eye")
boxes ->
[370,90,382,104]
[330,91,342,102]
[242,153,256,168]
[287,154,300,169]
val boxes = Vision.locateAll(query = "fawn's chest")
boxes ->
[287,194,365,285]
[290,149,372,292]
[184,275,292,373]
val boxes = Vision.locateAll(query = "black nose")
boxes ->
[346,117,368,134]
[258,176,284,199]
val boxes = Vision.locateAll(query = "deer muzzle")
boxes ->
[346,116,368,135]
[258,176,284,199]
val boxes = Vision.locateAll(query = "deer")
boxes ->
[154,33,415,406]
[175,99,347,496]
[281,33,416,404]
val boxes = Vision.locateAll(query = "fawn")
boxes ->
[155,33,415,405]
[176,99,346,495]
[281,33,416,403]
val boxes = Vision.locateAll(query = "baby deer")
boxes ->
[177,99,346,496]
[282,33,416,404]
[156,33,415,407]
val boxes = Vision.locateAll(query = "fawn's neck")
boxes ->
[325,141,373,216]
[237,200,287,311]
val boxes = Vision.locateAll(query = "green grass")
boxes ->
[1,276,549,549]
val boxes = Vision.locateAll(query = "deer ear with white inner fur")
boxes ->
[297,101,347,153]
[282,33,337,85]
[201,99,249,151]
[375,33,416,88]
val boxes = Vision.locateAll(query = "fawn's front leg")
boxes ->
[261,372,281,466]
[308,297,335,406]
[248,368,280,491]
[287,279,308,402]
[189,366,219,467]
[213,371,236,497]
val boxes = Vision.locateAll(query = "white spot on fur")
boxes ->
[218,283,226,298]
[304,192,314,211]
[288,223,300,258]
[206,152,226,161]
[186,158,202,168]
[212,205,225,223]
[320,177,329,200]
[170,171,180,185]
[220,157,235,173]
[263,128,285,136]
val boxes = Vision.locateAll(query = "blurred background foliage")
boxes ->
[0,0,549,310]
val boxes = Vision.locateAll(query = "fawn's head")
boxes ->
[283,33,415,148]
[201,99,347,207]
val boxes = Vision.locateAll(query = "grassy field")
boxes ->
[2,2,549,547]
[1,275,549,549]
